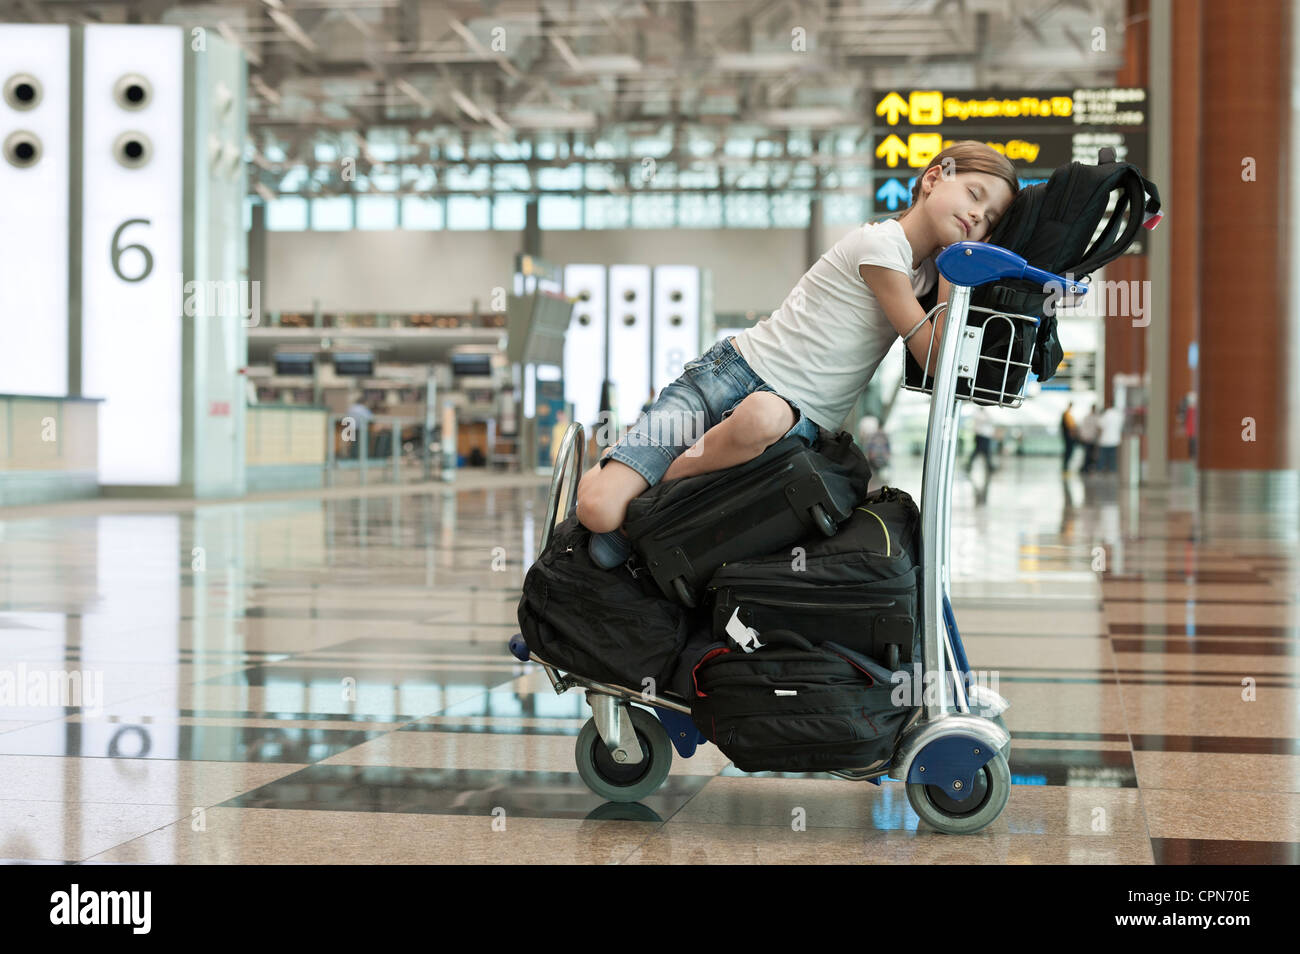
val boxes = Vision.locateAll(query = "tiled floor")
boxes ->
[1,459,1297,865]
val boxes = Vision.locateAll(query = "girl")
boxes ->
[577,140,1019,568]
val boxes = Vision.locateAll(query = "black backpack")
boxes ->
[976,147,1162,382]
[689,629,912,772]
[908,148,1161,395]
[517,515,701,691]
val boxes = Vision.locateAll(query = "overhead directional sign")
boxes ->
[873,88,1146,129]
[872,131,1145,174]
[869,87,1148,177]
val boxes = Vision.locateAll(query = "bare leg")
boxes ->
[661,402,785,482]
[576,392,791,533]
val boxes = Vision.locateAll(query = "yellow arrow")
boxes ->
[876,134,909,167]
[875,91,909,125]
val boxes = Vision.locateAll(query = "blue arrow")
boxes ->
[876,178,910,211]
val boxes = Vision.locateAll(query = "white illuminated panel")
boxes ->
[562,263,606,430]
[82,25,183,484]
[652,265,701,394]
[0,25,70,396]
[607,264,651,430]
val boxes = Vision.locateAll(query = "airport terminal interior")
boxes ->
[0,0,1297,866]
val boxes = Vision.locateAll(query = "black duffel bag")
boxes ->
[706,486,922,668]
[689,629,912,773]
[624,429,872,607]
[517,515,701,691]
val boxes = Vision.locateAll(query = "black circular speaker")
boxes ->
[622,314,636,326]
[113,131,152,169]
[669,289,683,303]
[578,290,591,302]
[3,130,40,168]
[113,73,152,111]
[623,289,636,302]
[577,314,591,326]
[4,73,42,110]
[669,314,683,327]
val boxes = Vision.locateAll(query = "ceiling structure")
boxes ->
[9,0,1133,198]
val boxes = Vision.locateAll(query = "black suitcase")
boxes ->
[689,629,911,773]
[622,430,872,608]
[705,486,922,668]
[517,515,703,691]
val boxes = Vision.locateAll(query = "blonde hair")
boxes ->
[897,140,1019,220]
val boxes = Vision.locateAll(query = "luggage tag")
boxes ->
[725,607,764,653]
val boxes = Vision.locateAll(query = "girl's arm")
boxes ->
[859,264,949,376]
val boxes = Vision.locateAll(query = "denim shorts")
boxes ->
[600,336,822,487]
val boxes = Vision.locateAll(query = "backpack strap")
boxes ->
[1072,167,1160,276]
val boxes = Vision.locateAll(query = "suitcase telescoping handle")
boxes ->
[936,242,1090,296]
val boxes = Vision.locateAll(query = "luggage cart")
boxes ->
[508,242,1088,834]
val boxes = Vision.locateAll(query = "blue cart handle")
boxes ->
[936,242,1089,296]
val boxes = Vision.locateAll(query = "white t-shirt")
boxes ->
[1077,412,1101,443]
[1098,407,1124,447]
[733,218,936,432]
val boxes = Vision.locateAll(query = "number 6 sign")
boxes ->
[81,25,182,486]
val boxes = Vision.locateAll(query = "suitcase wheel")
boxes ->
[672,577,697,608]
[810,503,836,537]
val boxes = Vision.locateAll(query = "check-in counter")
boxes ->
[245,404,329,491]
[0,395,102,506]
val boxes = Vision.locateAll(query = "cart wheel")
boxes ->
[575,706,673,803]
[810,503,836,537]
[906,752,1010,835]
[671,577,696,608]
[992,714,1010,757]
[886,643,901,672]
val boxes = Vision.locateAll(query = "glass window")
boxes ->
[537,164,583,190]
[585,164,616,190]
[631,193,675,228]
[494,164,531,190]
[823,194,867,225]
[401,196,444,229]
[584,195,629,229]
[278,165,309,192]
[369,170,401,192]
[311,196,353,230]
[724,193,769,228]
[538,195,582,229]
[493,194,527,230]
[771,193,810,228]
[356,195,398,230]
[445,165,490,190]
[447,196,491,229]
[676,192,722,228]
[266,196,307,231]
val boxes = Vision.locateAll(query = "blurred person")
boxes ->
[857,414,892,487]
[1097,404,1124,473]
[345,392,374,460]
[966,405,996,475]
[1078,403,1101,474]
[1060,401,1078,475]
[578,141,1017,568]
